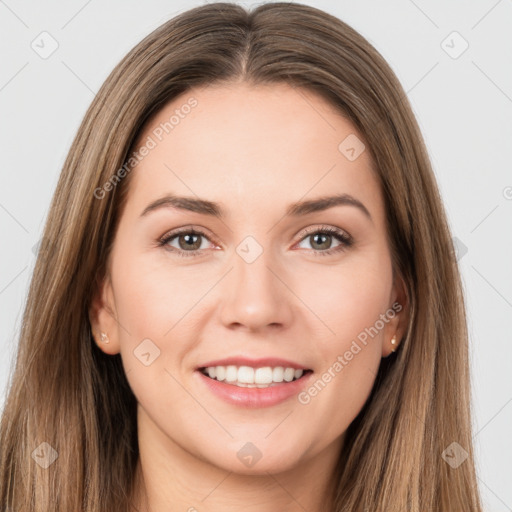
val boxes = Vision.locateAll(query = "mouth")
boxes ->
[197,365,314,388]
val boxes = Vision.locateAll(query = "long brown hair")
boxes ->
[0,2,483,510]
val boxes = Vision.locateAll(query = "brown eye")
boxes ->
[176,232,203,251]
[309,232,334,250]
[159,228,212,258]
[296,226,353,256]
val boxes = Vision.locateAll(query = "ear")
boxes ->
[382,271,410,358]
[88,271,121,355]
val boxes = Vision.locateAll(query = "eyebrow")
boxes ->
[139,193,372,221]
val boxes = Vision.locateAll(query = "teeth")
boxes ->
[225,365,237,382]
[238,366,254,383]
[216,366,226,381]
[201,365,306,386]
[255,366,273,384]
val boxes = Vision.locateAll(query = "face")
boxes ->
[90,82,407,477]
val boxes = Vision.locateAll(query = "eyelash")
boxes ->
[157,225,353,259]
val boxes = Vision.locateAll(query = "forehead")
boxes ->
[123,82,384,223]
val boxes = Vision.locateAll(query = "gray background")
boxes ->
[1,0,511,510]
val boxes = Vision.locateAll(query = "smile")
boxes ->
[199,365,312,388]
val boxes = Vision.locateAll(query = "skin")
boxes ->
[89,81,408,511]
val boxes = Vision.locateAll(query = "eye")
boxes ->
[294,225,353,256]
[158,225,353,258]
[158,226,216,258]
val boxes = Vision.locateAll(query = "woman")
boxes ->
[0,2,483,511]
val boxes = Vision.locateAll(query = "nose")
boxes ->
[219,245,294,332]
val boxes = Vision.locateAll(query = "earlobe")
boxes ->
[88,274,121,355]
[383,274,410,357]
[390,334,397,353]
[99,332,110,344]
[383,324,403,358]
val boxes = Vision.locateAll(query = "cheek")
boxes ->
[290,251,393,347]
[110,253,199,411]
[112,237,393,351]
[290,251,392,409]
[292,265,389,442]
[111,250,196,336]
[334,265,391,342]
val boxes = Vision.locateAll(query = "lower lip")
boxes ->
[195,370,314,408]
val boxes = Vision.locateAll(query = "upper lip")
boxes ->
[197,356,311,371]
